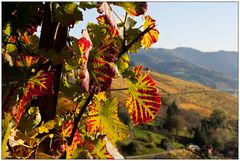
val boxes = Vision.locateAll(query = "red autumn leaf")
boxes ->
[89,59,116,92]
[141,15,159,49]
[77,30,92,92]
[78,37,91,55]
[15,70,54,126]
[125,66,161,125]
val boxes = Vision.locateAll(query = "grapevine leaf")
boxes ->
[18,106,41,132]
[54,2,83,27]
[61,122,83,159]
[141,15,159,49]
[87,32,121,91]
[78,30,92,92]
[87,93,128,145]
[79,2,97,10]
[89,59,117,92]
[15,54,39,67]
[115,54,129,73]
[87,138,113,159]
[15,70,54,126]
[126,28,142,53]
[45,47,73,65]
[3,23,11,37]
[114,2,147,16]
[125,66,161,125]
[97,2,117,29]
[28,118,58,138]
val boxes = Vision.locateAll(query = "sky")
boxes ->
[50,2,238,52]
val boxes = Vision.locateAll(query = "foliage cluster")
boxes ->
[2,2,161,159]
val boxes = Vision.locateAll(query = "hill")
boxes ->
[130,48,238,94]
[111,71,238,119]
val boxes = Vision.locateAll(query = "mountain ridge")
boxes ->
[130,47,238,93]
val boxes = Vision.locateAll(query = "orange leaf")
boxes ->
[141,15,159,49]
[15,70,53,126]
[125,66,161,125]
[15,54,39,68]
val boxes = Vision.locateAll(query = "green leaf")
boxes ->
[54,2,83,27]
[92,139,113,159]
[18,106,41,132]
[125,66,161,125]
[114,2,147,16]
[87,93,128,145]
[45,47,73,65]
[28,118,58,137]
[126,28,142,53]
[79,2,97,10]
[2,113,12,159]
[71,36,81,56]
[3,23,11,37]
[118,17,137,30]
[115,54,129,73]
[87,23,108,48]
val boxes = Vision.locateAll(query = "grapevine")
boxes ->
[2,2,160,159]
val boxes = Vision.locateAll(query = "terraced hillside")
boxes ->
[111,72,238,120]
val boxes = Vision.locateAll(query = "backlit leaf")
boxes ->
[78,30,92,92]
[115,54,129,73]
[60,121,83,159]
[15,54,39,68]
[92,139,113,159]
[125,66,161,125]
[114,2,147,16]
[15,70,53,126]
[53,2,83,27]
[126,28,142,53]
[79,2,97,10]
[84,137,113,159]
[141,15,159,49]
[87,92,128,145]
[97,2,117,29]
[88,36,121,92]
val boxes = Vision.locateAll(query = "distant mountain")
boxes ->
[130,47,238,93]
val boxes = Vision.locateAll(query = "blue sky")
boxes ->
[67,2,238,52]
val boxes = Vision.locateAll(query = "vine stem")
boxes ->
[108,88,129,91]
[68,93,94,146]
[117,25,156,59]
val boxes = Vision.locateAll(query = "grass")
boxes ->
[132,127,165,144]
[117,127,185,158]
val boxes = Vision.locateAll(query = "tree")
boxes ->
[2,2,160,159]
[209,109,227,129]
[167,101,180,119]
[180,109,201,137]
[165,115,188,136]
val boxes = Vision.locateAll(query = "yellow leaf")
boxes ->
[141,15,159,49]
[87,93,128,145]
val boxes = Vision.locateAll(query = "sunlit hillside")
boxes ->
[111,71,238,120]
